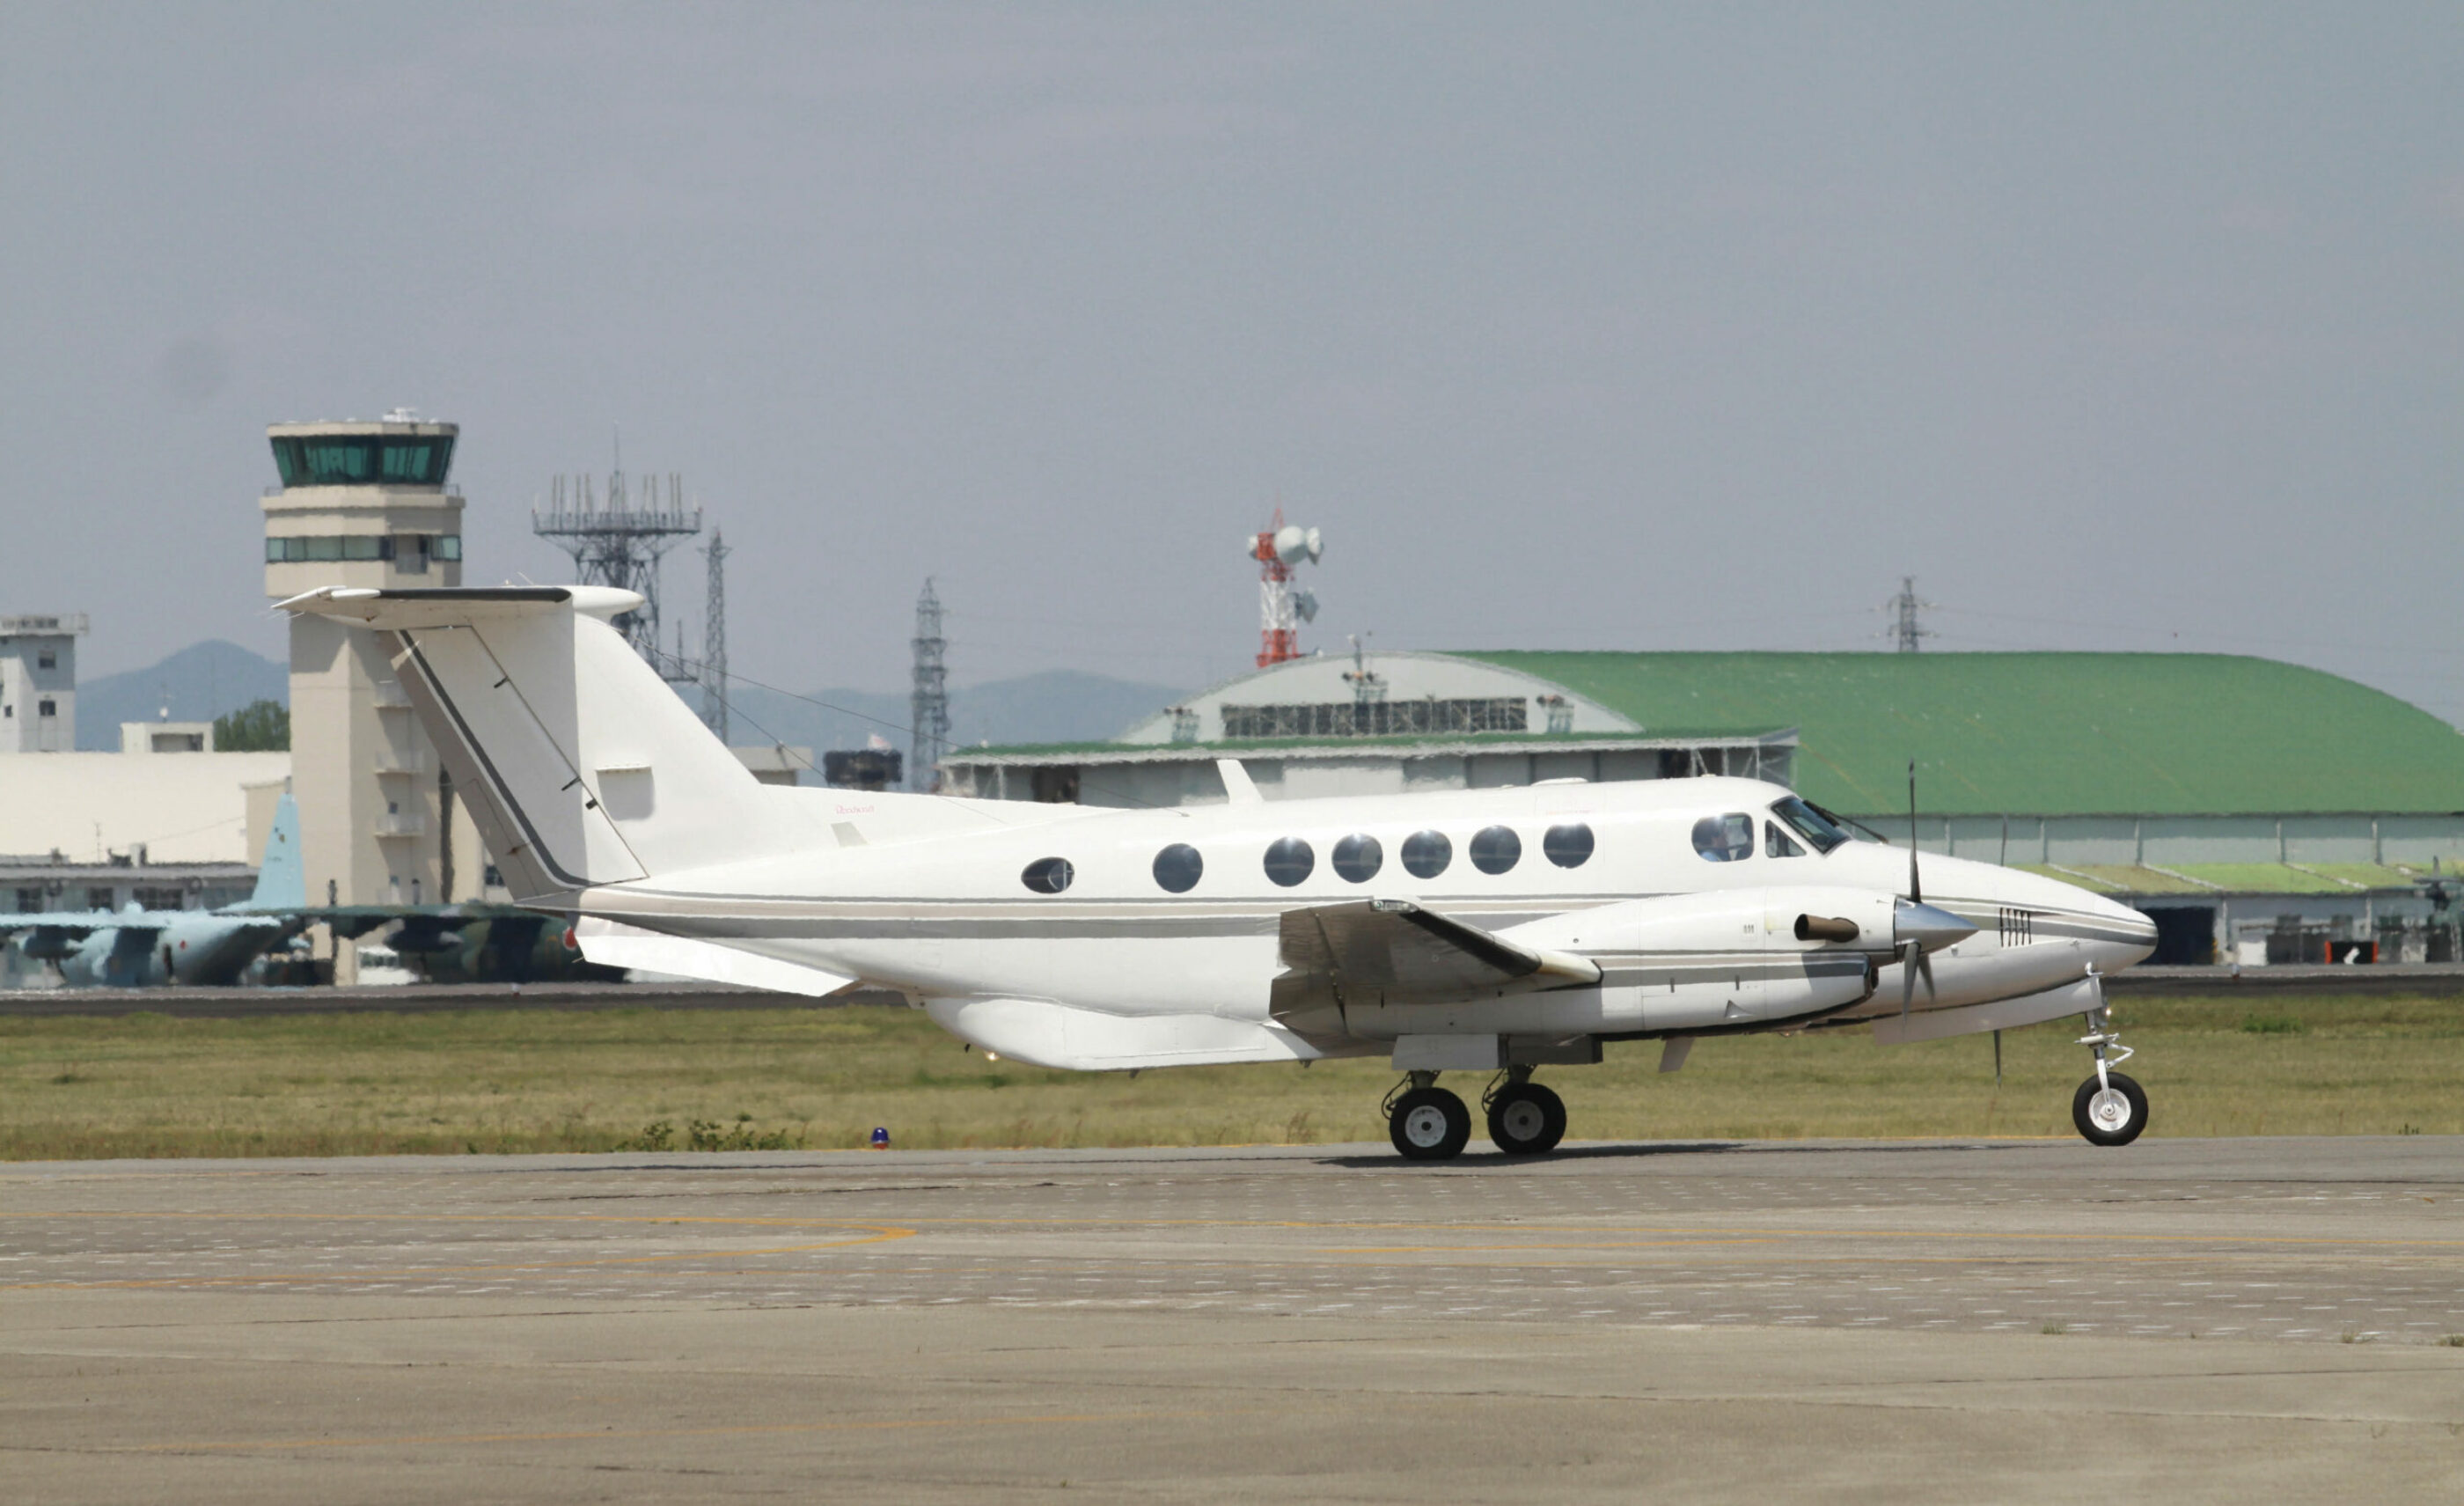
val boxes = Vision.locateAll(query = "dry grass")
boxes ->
[3,992,2460,1160]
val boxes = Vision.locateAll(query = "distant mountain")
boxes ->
[75,640,288,749]
[72,638,1180,771]
[710,669,1183,762]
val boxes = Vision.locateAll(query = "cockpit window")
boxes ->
[1765,821,1805,858]
[1771,796,1850,855]
[1690,812,1754,863]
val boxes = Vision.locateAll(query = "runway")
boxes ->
[7,1136,2463,1502]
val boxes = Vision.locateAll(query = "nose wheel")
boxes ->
[2073,1070,2147,1145]
[2070,973,2148,1147]
[1385,1073,1471,1161]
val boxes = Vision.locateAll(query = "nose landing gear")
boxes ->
[2070,970,2148,1147]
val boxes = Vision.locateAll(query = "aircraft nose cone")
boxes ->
[1896,900,1977,952]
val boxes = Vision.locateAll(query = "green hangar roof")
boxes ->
[1457,651,2464,818]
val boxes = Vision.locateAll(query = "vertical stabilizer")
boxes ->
[243,793,307,910]
[280,586,805,900]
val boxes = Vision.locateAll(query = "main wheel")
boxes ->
[2072,1070,2149,1147]
[1388,1087,1472,1161]
[1485,1082,1567,1156]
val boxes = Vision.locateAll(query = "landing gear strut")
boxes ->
[2070,971,2147,1147]
[1482,1067,1567,1156]
[1384,1071,1471,1161]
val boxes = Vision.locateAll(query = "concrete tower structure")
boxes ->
[0,613,85,753]
[260,415,481,964]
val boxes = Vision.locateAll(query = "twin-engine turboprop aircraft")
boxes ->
[282,584,2161,1159]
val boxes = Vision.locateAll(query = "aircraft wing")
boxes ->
[0,914,161,938]
[1277,900,1601,998]
[229,903,532,941]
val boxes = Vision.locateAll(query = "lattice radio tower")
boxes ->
[700,528,730,741]
[910,579,950,792]
[532,466,702,682]
[1887,576,1935,652]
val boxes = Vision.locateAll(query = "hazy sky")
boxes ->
[5,4,2460,724]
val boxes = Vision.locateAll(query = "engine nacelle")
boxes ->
[1333,887,1889,1042]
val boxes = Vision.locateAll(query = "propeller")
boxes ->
[1895,759,1976,1018]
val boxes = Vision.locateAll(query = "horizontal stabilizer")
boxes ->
[276,584,644,628]
[575,917,854,998]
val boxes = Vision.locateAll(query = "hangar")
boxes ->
[938,650,2464,966]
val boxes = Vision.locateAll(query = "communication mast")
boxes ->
[1887,576,1934,652]
[909,579,950,792]
[700,528,730,741]
[1248,509,1323,666]
[532,468,702,681]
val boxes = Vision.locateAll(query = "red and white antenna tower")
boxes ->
[1247,508,1324,666]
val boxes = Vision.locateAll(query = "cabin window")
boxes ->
[1470,826,1522,875]
[1543,823,1594,868]
[1152,843,1203,893]
[1765,821,1806,858]
[1401,830,1452,878]
[1691,813,1754,863]
[1332,834,1382,883]
[1771,796,1850,855]
[1263,837,1315,887]
[1021,856,1075,894]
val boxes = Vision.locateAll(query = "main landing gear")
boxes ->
[2071,974,2148,1147]
[1383,1067,1567,1161]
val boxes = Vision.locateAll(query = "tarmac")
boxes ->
[8,961,2464,1017]
[6,1136,2462,1502]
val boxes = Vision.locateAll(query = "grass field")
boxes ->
[3,993,2460,1160]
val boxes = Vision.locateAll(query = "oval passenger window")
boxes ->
[1401,830,1452,878]
[1544,822,1594,868]
[1690,813,1755,863]
[1332,834,1382,884]
[1021,856,1075,893]
[1263,836,1316,887]
[1470,826,1522,875]
[1152,843,1203,893]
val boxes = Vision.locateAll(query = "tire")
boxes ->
[1388,1087,1472,1161]
[2072,1070,2149,1147]
[1485,1082,1567,1156]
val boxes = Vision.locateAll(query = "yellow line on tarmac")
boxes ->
[131,1407,1257,1454]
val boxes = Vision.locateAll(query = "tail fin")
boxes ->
[246,793,306,910]
[281,586,792,900]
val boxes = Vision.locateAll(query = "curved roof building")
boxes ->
[940,649,2464,962]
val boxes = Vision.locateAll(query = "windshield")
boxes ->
[1771,796,1850,855]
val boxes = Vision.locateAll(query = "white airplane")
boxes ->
[282,584,2161,1160]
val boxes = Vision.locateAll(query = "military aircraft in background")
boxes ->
[1,797,311,987]
[284,583,2161,1158]
[2,795,615,988]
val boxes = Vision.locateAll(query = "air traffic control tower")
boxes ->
[261,414,479,971]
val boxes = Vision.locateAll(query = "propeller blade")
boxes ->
[1907,760,1921,906]
[1900,939,1919,1019]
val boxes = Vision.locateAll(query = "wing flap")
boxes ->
[1277,899,1601,1001]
